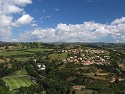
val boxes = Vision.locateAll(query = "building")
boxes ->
[37,63,46,70]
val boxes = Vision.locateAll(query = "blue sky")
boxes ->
[0,0,125,42]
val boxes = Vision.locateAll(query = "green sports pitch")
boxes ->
[3,75,33,90]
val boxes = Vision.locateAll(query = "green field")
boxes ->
[14,57,29,62]
[0,50,33,56]
[5,69,28,77]
[0,47,49,57]
[3,76,33,90]
[48,53,67,61]
[26,48,49,52]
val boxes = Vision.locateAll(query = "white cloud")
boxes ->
[19,28,56,42]
[0,4,23,14]
[111,17,125,25]
[13,14,34,27]
[0,15,13,27]
[8,0,32,7]
[0,0,33,41]
[0,27,12,41]
[0,0,32,15]
[19,17,125,42]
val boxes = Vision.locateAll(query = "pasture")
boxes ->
[3,75,33,90]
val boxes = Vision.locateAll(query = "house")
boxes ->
[72,85,85,90]
[110,78,116,83]
[84,62,90,65]
[70,57,74,60]
[78,57,82,61]
[69,60,74,63]
[62,58,67,63]
[118,77,124,81]
[37,63,46,70]
[74,56,78,59]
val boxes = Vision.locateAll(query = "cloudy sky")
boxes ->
[0,0,125,42]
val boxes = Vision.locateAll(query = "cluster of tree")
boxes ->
[25,62,40,78]
[14,84,44,94]
[88,80,125,94]
[0,78,9,94]
[0,42,17,47]
[0,63,14,77]
[66,63,83,68]
[36,78,75,94]
[0,86,9,94]
[18,42,41,49]
[47,68,75,81]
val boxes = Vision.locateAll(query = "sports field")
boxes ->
[3,75,33,90]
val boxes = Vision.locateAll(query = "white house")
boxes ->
[37,63,46,70]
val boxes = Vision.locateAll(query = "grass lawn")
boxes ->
[48,53,67,61]
[3,76,33,90]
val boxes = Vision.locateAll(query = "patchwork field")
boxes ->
[3,76,33,90]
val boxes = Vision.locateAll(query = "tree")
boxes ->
[72,90,76,94]
[92,91,98,94]
[0,86,9,94]
[5,46,9,50]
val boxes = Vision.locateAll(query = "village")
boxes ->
[57,48,111,65]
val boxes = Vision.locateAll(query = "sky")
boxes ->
[0,0,125,42]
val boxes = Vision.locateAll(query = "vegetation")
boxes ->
[3,76,33,90]
[1,42,125,94]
